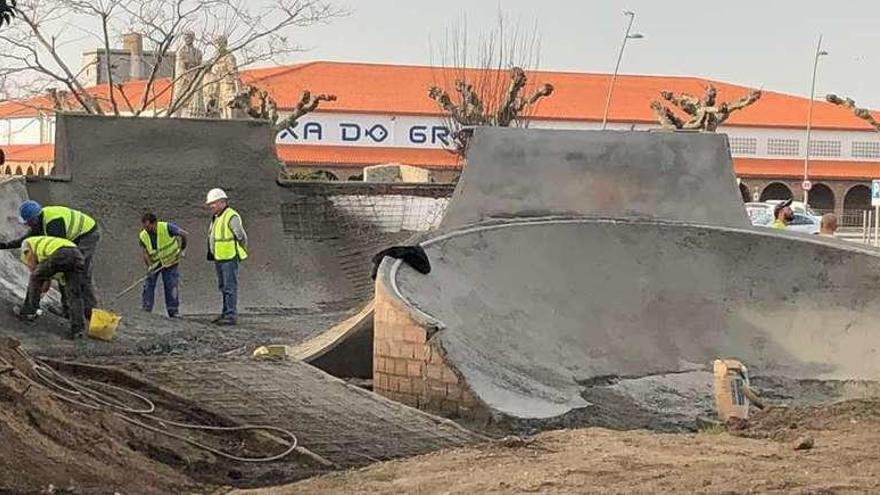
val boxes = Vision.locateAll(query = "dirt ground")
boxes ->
[240,400,880,495]
[0,338,201,494]
[0,337,326,494]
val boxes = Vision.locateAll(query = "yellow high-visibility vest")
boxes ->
[139,221,182,267]
[211,207,247,262]
[21,236,76,264]
[42,206,96,241]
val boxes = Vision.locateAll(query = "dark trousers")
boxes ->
[22,247,87,334]
[142,264,180,316]
[75,228,100,316]
[214,260,239,319]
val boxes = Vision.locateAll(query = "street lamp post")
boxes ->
[601,10,644,130]
[803,35,829,205]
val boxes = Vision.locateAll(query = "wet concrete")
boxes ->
[389,217,880,429]
[0,116,482,480]
[442,128,748,229]
[381,128,880,431]
[96,357,482,468]
[39,114,450,319]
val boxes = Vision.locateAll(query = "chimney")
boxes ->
[123,32,143,80]
[122,32,143,55]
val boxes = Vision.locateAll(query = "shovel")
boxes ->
[112,262,163,301]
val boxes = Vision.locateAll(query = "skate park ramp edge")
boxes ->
[383,216,880,426]
[440,127,748,230]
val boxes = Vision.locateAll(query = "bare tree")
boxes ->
[0,0,346,116]
[826,94,880,132]
[650,85,762,131]
[270,89,336,129]
[428,13,554,156]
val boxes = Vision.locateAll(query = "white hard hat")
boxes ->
[206,188,228,204]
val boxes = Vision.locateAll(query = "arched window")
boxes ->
[760,182,793,201]
[809,183,835,213]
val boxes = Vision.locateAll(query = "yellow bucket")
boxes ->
[88,309,121,341]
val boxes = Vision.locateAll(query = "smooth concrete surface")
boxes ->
[39,114,431,317]
[441,128,748,229]
[0,177,41,303]
[390,218,880,421]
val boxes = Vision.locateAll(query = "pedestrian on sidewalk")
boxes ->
[15,236,89,339]
[0,201,100,321]
[819,213,838,237]
[205,188,247,326]
[139,212,188,317]
[770,199,794,230]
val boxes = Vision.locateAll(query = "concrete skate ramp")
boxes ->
[387,218,880,424]
[34,114,431,316]
[0,177,35,303]
[441,128,747,229]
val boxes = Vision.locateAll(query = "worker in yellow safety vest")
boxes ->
[0,201,100,321]
[139,212,188,318]
[205,188,247,326]
[15,236,89,339]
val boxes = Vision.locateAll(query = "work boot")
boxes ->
[214,317,237,326]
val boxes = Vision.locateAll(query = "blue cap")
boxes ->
[19,200,42,224]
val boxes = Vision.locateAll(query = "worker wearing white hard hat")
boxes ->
[206,188,248,325]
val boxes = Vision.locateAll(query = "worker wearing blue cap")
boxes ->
[0,201,100,321]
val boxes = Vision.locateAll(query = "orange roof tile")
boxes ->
[1,144,54,162]
[734,158,880,180]
[2,61,878,131]
[0,79,173,118]
[276,144,461,169]
[246,61,880,131]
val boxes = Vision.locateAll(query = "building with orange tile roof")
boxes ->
[2,60,880,222]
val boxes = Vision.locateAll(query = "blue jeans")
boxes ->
[214,260,239,319]
[142,264,180,317]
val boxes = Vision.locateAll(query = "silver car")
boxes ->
[745,202,820,235]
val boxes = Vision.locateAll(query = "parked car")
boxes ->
[745,201,821,234]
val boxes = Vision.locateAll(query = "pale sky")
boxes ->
[40,0,880,107]
[291,0,880,107]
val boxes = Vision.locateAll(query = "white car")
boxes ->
[764,199,820,218]
[745,202,821,235]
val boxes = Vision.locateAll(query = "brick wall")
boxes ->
[373,277,484,419]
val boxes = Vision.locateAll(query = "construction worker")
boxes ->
[206,188,247,325]
[139,212,188,318]
[15,236,89,339]
[770,199,793,230]
[0,201,100,320]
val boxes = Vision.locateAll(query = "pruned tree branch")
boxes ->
[429,11,550,157]
[429,66,553,155]
[274,90,336,129]
[826,93,880,132]
[651,85,761,131]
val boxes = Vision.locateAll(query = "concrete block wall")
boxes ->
[373,278,484,419]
